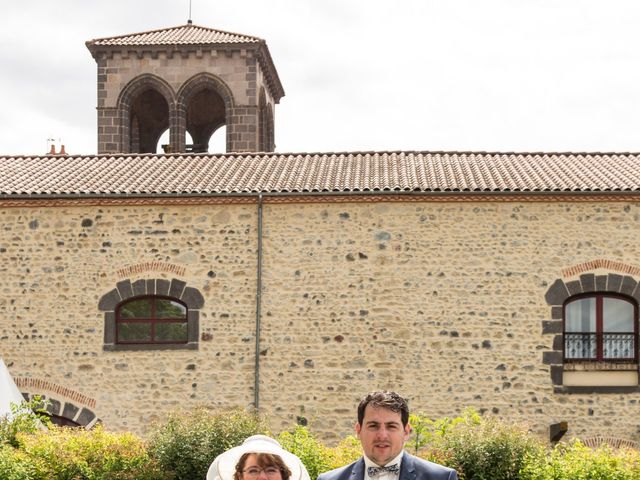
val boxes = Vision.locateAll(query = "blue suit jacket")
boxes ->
[317,452,457,480]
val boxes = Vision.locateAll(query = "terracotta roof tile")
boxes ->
[87,23,261,47]
[0,151,639,197]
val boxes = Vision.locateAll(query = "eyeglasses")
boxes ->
[243,467,281,479]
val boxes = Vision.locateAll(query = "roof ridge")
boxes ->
[2,150,640,161]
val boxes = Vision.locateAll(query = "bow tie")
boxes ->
[367,464,399,477]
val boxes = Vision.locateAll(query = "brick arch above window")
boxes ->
[99,278,204,351]
[542,272,640,393]
[581,436,640,450]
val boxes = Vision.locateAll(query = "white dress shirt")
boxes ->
[363,452,403,480]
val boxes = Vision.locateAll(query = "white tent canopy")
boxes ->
[0,357,26,419]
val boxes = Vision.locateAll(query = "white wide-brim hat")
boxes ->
[206,435,311,480]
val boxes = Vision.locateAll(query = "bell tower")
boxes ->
[86,23,284,154]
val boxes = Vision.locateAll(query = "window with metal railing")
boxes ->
[564,294,637,362]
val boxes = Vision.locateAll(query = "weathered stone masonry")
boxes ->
[1,198,640,442]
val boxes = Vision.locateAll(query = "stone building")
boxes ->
[85,22,283,154]
[1,22,640,445]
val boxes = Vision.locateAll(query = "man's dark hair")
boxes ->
[357,390,409,426]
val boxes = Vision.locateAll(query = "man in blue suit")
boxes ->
[317,391,457,480]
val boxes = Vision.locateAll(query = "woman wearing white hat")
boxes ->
[207,435,311,480]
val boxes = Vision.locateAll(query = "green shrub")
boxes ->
[325,435,362,470]
[520,440,640,480]
[8,404,640,480]
[418,409,543,480]
[0,444,39,480]
[0,395,52,448]
[148,407,268,480]
[18,424,165,480]
[278,425,334,479]
[407,410,471,455]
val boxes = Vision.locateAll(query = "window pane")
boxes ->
[603,297,634,332]
[155,322,188,342]
[156,299,187,318]
[118,322,152,342]
[119,299,151,318]
[565,298,595,332]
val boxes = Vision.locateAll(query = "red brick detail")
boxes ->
[117,262,186,278]
[0,197,256,208]
[582,437,640,450]
[14,378,96,409]
[563,259,640,278]
[0,193,638,209]
[261,194,640,204]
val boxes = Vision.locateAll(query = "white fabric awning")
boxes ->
[0,357,26,419]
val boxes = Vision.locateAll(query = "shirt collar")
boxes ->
[363,450,404,469]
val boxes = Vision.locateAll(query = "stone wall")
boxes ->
[1,199,640,442]
[0,203,259,430]
[100,51,256,108]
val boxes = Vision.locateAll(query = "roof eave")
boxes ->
[85,40,263,61]
[256,41,285,103]
[85,39,285,101]
[3,190,639,201]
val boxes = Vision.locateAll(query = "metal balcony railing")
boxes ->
[564,332,636,361]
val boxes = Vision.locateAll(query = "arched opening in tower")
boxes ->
[129,89,169,154]
[157,127,226,154]
[186,88,226,153]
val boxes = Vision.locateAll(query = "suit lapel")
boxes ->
[351,458,366,480]
[399,452,416,480]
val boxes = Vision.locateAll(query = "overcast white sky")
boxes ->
[1,0,640,155]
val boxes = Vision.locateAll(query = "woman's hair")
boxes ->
[234,453,292,480]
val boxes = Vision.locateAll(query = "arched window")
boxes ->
[99,278,202,351]
[116,296,188,344]
[46,413,82,428]
[177,73,234,153]
[116,74,176,154]
[564,294,637,362]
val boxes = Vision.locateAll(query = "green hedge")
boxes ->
[520,440,640,480]
[409,409,640,480]
[414,409,543,480]
[3,404,640,479]
[1,425,165,480]
[148,407,269,480]
[0,444,39,480]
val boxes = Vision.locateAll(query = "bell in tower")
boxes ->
[86,23,284,154]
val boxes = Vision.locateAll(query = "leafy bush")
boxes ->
[417,409,543,480]
[148,407,268,480]
[407,410,470,455]
[278,427,363,476]
[0,395,51,448]
[6,404,640,480]
[520,440,640,480]
[278,425,334,479]
[18,424,165,480]
[325,435,362,471]
[0,444,39,480]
